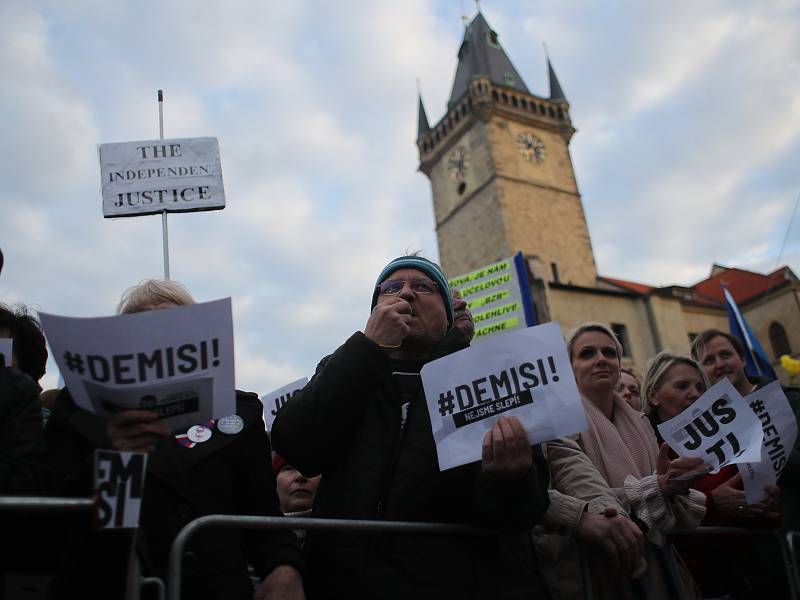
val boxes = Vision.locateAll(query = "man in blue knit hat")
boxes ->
[272,254,550,599]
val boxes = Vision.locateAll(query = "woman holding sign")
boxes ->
[543,323,707,600]
[642,351,784,599]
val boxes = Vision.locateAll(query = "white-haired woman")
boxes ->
[541,323,707,600]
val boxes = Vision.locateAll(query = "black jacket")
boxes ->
[45,389,303,600]
[0,366,50,494]
[272,329,550,599]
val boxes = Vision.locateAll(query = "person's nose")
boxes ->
[398,282,416,301]
[294,471,307,483]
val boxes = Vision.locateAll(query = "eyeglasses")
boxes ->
[377,278,439,296]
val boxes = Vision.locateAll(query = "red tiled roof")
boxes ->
[692,266,790,304]
[598,276,655,295]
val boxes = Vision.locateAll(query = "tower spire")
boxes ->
[547,55,567,101]
[417,84,431,139]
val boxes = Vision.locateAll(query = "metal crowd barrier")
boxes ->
[789,531,800,593]
[0,496,164,600]
[671,527,799,600]
[167,515,495,600]
[1,498,796,600]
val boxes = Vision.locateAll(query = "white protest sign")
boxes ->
[738,382,798,504]
[262,377,308,431]
[449,253,535,343]
[421,321,587,471]
[657,378,762,473]
[0,338,12,368]
[99,137,225,218]
[94,449,147,529]
[40,299,235,432]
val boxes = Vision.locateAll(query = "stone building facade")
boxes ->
[417,12,799,382]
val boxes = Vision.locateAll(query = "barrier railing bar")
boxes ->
[0,496,94,511]
[672,527,798,600]
[141,576,165,600]
[168,515,494,600]
[788,532,800,594]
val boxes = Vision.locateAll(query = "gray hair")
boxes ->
[117,279,195,315]
[641,351,710,416]
[566,322,623,362]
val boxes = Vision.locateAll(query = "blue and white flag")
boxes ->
[722,286,776,380]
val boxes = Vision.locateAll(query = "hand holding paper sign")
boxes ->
[656,443,710,496]
[364,296,412,348]
[106,410,168,453]
[481,416,532,482]
[710,473,780,520]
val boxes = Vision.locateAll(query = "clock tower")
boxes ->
[417,12,598,287]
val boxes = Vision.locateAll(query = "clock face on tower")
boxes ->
[447,146,468,180]
[516,132,546,163]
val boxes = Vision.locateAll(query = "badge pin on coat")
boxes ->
[217,414,244,435]
[175,420,215,447]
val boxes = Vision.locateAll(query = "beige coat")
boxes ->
[535,405,705,600]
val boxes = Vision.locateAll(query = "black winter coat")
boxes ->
[44,389,303,600]
[272,329,551,600]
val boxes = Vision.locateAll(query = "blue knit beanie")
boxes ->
[371,256,454,326]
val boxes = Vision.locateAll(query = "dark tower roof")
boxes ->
[547,58,567,100]
[417,94,431,139]
[448,12,530,108]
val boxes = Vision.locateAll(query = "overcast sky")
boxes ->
[1,0,798,393]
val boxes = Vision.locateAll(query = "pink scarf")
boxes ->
[579,393,658,488]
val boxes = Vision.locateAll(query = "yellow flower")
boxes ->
[780,354,800,377]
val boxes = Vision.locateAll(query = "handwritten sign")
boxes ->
[40,299,235,432]
[262,377,308,431]
[657,378,762,472]
[94,450,147,529]
[421,321,587,470]
[99,137,225,217]
[738,382,798,503]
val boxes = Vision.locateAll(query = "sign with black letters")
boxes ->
[262,377,308,431]
[421,322,587,470]
[738,382,798,503]
[657,378,762,472]
[40,299,235,432]
[99,137,225,218]
[94,449,147,529]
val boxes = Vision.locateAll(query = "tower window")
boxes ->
[769,321,792,359]
[504,72,516,86]
[539,104,546,115]
[492,90,499,102]
[611,323,631,358]
[520,98,527,110]
[501,92,508,103]
[511,96,518,108]
[550,262,560,283]
[488,30,500,48]
[457,182,466,195]
[548,107,556,118]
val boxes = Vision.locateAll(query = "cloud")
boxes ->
[1,0,798,397]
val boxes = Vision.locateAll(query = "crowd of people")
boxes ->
[1,246,799,600]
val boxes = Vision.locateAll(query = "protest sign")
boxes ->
[738,382,798,503]
[421,321,587,471]
[99,137,225,218]
[263,377,308,431]
[0,338,11,368]
[40,299,235,432]
[94,449,147,529]
[657,378,762,473]
[448,252,537,343]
